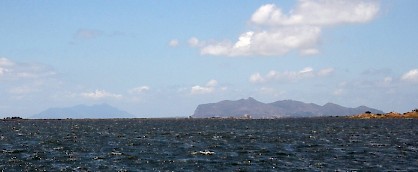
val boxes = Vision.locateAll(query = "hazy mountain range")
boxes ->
[32,104,134,119]
[192,97,384,118]
[30,98,384,119]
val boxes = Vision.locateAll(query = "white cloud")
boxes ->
[0,58,13,77]
[190,79,219,95]
[251,1,379,26]
[0,67,8,77]
[201,26,321,56]
[169,39,179,47]
[250,67,334,83]
[0,58,63,103]
[234,32,253,49]
[0,57,14,66]
[249,73,265,83]
[129,86,150,94]
[188,37,200,47]
[81,89,122,99]
[194,0,379,57]
[299,67,314,74]
[206,79,218,87]
[191,85,214,95]
[201,42,232,56]
[0,58,56,80]
[401,69,418,83]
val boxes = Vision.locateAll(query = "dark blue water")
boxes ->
[1,118,417,171]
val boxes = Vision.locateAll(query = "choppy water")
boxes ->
[1,118,417,171]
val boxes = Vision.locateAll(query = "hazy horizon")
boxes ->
[1,1,417,118]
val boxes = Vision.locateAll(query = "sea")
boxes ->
[1,118,417,171]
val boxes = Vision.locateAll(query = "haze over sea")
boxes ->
[1,118,417,171]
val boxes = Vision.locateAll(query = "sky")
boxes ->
[1,0,417,118]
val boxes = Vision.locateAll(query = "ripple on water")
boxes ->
[0,118,417,171]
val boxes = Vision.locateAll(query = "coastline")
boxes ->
[348,109,418,119]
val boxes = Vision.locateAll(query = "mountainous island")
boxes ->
[192,97,384,119]
[31,103,134,119]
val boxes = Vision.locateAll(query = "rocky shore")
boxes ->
[349,109,418,119]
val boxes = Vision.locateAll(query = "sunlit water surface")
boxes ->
[1,118,417,171]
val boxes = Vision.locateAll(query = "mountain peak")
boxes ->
[246,97,258,102]
[247,97,255,100]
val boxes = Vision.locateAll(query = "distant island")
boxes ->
[192,97,384,119]
[349,109,418,119]
[3,99,415,120]
[31,103,135,119]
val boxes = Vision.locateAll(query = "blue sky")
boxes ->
[1,0,417,118]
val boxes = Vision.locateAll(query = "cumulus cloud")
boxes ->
[401,69,418,83]
[81,89,122,99]
[250,1,379,26]
[168,39,179,47]
[194,0,379,57]
[190,79,219,95]
[129,86,150,94]
[249,67,334,83]
[201,27,321,56]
